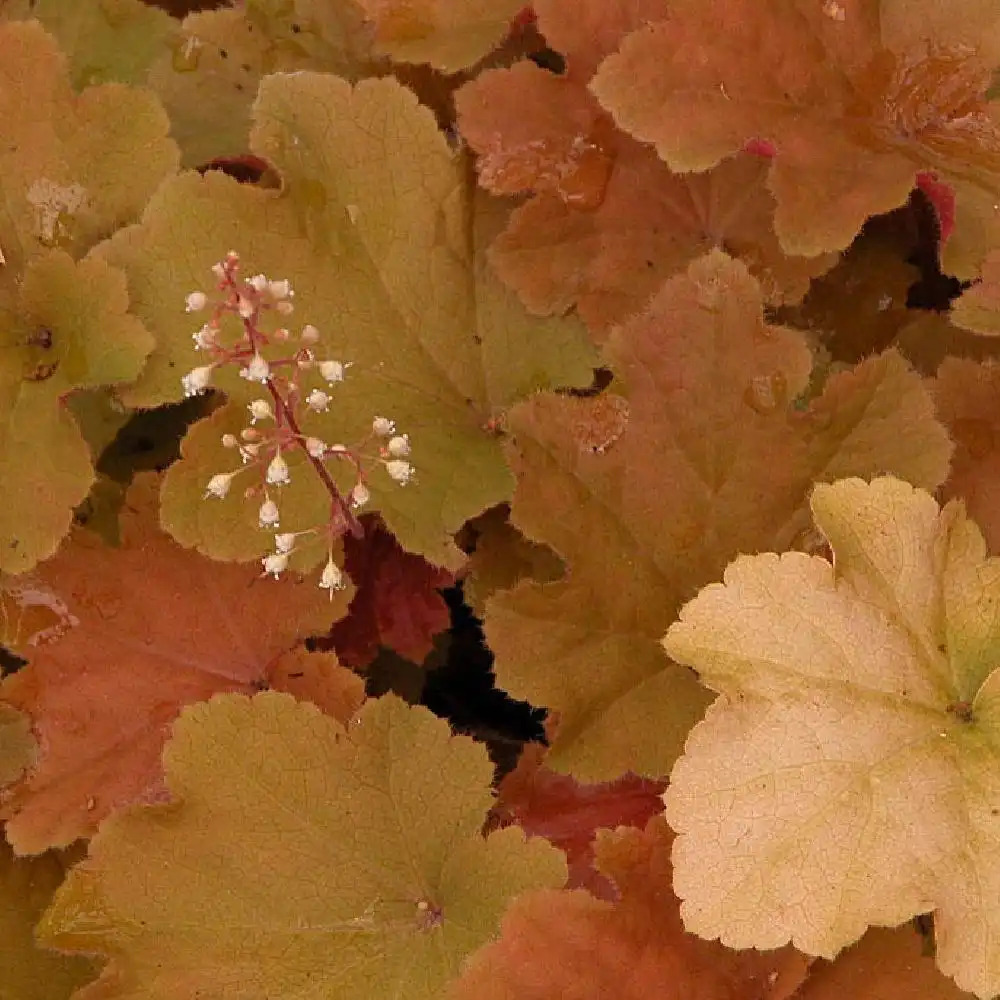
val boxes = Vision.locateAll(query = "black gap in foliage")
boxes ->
[418,583,546,777]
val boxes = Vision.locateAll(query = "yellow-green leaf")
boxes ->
[39,691,565,999]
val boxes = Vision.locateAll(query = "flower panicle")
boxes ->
[186,252,418,594]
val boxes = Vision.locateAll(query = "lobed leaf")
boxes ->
[450,816,810,1000]
[0,0,177,89]
[485,250,952,781]
[39,691,566,1000]
[355,0,525,72]
[0,473,350,854]
[662,475,1000,998]
[101,73,594,568]
[0,842,98,1000]
[455,3,834,337]
[590,0,1000,257]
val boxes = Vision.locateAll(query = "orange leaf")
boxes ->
[0,473,349,853]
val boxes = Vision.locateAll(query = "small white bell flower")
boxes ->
[305,437,327,459]
[204,472,236,499]
[372,416,395,437]
[386,434,410,458]
[274,532,297,554]
[319,556,345,595]
[266,452,290,486]
[258,498,280,528]
[319,360,348,383]
[181,365,214,397]
[185,291,207,312]
[261,552,289,578]
[240,353,270,383]
[306,389,331,413]
[350,482,370,508]
[247,399,273,424]
[385,460,414,485]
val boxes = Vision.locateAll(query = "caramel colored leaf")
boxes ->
[0,0,176,89]
[266,647,365,724]
[486,251,952,780]
[591,0,1000,256]
[39,692,566,1000]
[0,842,98,1000]
[931,358,1000,554]
[0,473,350,854]
[146,3,377,168]
[0,20,178,278]
[952,249,1000,335]
[451,816,809,1000]
[456,21,833,336]
[797,924,972,1000]
[662,476,1000,998]
[0,703,36,788]
[356,0,524,71]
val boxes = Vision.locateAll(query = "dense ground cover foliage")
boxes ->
[3,1,1000,998]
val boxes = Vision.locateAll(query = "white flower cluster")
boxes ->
[184,254,417,599]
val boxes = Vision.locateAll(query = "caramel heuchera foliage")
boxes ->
[4,1,1000,999]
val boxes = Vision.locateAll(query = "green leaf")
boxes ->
[99,73,595,568]
[39,691,566,1000]
[662,475,1000,1000]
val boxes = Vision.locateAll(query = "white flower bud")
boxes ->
[204,472,236,499]
[306,389,330,412]
[239,442,261,465]
[275,300,294,315]
[319,556,345,593]
[372,416,395,437]
[237,295,256,319]
[266,452,290,486]
[386,434,410,458]
[319,360,347,383]
[301,324,320,344]
[385,460,414,485]
[211,262,227,280]
[247,399,273,424]
[240,353,270,383]
[268,279,292,299]
[305,436,327,458]
[185,291,207,312]
[221,433,239,448]
[274,532,297,554]
[192,324,217,350]
[261,551,289,578]
[258,498,280,528]
[249,273,268,292]
[181,365,214,397]
[350,482,370,508]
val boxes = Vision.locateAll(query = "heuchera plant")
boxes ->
[5,0,1000,998]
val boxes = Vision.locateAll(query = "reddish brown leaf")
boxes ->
[0,473,348,854]
[591,0,1000,256]
[329,517,454,668]
[491,743,665,899]
[451,816,812,1000]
